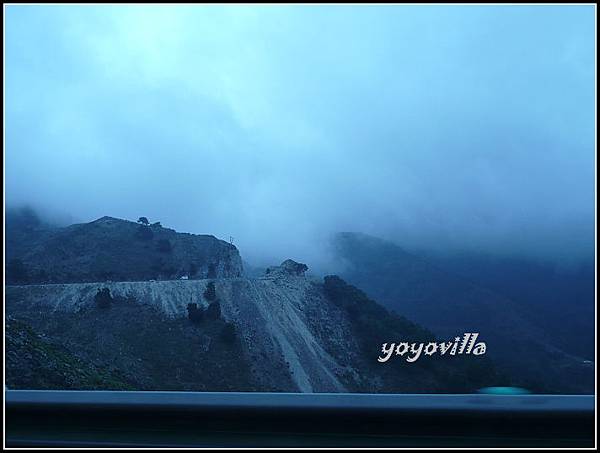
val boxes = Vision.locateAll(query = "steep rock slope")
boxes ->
[6,263,499,393]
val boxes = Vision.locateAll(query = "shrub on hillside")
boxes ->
[95,287,113,309]
[203,281,216,302]
[187,303,205,324]
[206,301,222,320]
[322,275,431,345]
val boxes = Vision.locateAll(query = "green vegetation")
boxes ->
[322,275,502,393]
[6,317,134,390]
[323,275,430,344]
[7,297,253,392]
[206,301,222,320]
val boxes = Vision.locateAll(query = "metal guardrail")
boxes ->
[5,389,595,412]
[5,390,596,447]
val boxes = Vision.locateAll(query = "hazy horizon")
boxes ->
[5,5,596,270]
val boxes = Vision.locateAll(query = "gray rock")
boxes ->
[265,259,308,278]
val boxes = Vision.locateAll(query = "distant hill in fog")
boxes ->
[418,251,595,361]
[331,232,594,393]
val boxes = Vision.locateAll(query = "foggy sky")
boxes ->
[5,5,596,269]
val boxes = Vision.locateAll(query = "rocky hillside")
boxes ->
[6,316,134,390]
[5,214,590,393]
[6,215,243,283]
[6,261,502,393]
[331,232,595,393]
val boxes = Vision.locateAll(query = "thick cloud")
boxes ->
[5,5,595,269]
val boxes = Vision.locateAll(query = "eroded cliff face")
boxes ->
[5,271,358,392]
[9,254,520,393]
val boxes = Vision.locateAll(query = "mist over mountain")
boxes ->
[5,214,594,393]
[418,250,595,360]
[4,5,595,396]
[5,5,595,270]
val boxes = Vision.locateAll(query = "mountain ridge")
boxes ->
[5,216,593,394]
[6,215,243,284]
[331,231,594,393]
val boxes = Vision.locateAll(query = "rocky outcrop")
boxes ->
[6,277,349,392]
[6,216,243,284]
[265,259,309,278]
